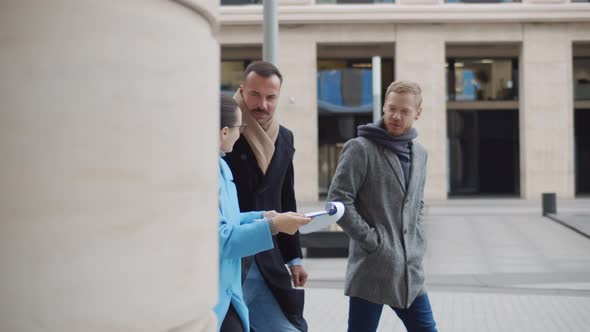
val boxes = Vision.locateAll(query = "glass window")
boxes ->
[574,58,590,100]
[316,0,393,3]
[446,0,521,3]
[221,0,261,5]
[221,61,248,94]
[317,58,393,196]
[447,58,518,101]
[318,60,375,114]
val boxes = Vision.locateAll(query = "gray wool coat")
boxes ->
[327,136,428,309]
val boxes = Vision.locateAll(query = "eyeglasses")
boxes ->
[230,123,247,133]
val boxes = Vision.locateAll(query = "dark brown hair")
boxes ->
[242,61,283,85]
[220,94,239,129]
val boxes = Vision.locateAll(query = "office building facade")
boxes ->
[219,0,590,202]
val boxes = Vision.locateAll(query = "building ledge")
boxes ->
[448,100,520,110]
[219,3,590,25]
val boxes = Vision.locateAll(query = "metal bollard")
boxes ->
[542,192,557,216]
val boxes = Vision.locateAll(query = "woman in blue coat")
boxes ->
[215,95,310,332]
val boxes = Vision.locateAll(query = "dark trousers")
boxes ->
[348,294,437,332]
[220,304,244,332]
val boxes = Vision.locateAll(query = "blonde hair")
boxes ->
[384,80,422,107]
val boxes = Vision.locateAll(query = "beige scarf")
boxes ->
[233,89,279,175]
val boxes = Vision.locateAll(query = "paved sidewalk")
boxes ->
[304,288,590,332]
[547,213,590,240]
[301,199,590,331]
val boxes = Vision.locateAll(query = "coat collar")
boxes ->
[383,148,406,193]
[382,141,425,195]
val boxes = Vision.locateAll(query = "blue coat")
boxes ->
[214,158,274,332]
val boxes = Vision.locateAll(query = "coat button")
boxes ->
[404,229,408,235]
[226,288,232,296]
[241,154,247,160]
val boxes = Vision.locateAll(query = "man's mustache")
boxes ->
[251,108,270,116]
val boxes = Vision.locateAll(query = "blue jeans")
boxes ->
[242,262,300,332]
[348,294,437,332]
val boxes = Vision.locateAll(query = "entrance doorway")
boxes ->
[576,110,590,195]
[448,110,520,196]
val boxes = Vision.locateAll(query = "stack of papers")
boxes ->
[300,201,345,234]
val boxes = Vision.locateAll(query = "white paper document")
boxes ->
[299,201,345,234]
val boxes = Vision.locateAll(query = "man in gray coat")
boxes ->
[327,80,437,332]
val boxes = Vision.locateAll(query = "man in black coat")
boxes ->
[224,61,308,332]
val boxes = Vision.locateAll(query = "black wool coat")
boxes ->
[223,125,307,332]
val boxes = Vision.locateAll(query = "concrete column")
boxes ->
[0,1,218,331]
[395,25,447,200]
[520,24,574,199]
[278,29,319,202]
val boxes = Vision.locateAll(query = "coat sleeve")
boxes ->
[219,203,274,261]
[276,133,303,263]
[327,139,381,253]
[240,211,265,225]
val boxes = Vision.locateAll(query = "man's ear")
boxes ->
[415,107,422,120]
